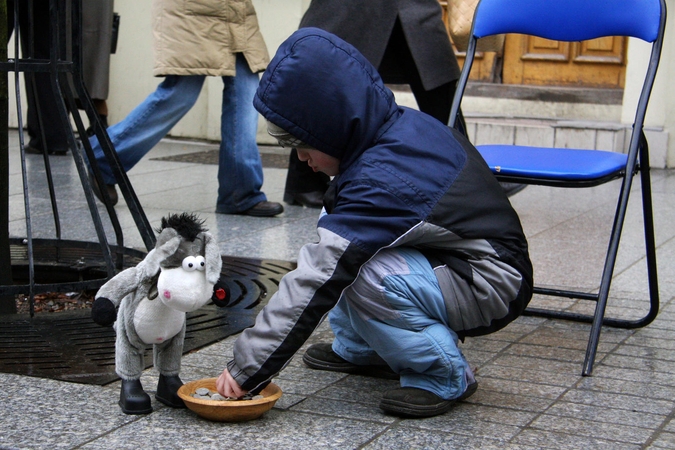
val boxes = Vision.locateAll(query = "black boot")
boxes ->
[380,387,455,418]
[119,379,152,415]
[303,343,398,380]
[156,374,186,408]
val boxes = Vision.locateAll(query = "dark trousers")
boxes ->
[8,0,70,151]
[378,19,455,124]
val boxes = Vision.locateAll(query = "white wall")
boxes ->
[621,0,674,167]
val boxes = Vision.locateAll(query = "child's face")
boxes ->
[296,148,340,176]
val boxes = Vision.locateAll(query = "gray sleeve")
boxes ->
[228,227,352,392]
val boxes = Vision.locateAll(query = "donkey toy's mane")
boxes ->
[156,212,207,241]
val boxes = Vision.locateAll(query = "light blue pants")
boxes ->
[89,54,266,213]
[329,247,471,400]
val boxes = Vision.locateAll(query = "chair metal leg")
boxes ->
[581,173,633,375]
[637,132,660,329]
[523,135,660,376]
[582,132,659,376]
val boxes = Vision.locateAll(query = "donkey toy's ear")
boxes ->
[200,231,223,285]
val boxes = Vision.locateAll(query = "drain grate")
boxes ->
[0,256,296,385]
[151,149,289,169]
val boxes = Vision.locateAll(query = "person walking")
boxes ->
[79,0,115,136]
[282,0,463,208]
[9,0,70,155]
[88,0,283,217]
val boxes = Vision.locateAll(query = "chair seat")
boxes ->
[477,145,628,181]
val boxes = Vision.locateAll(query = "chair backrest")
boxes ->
[451,0,667,132]
[472,0,663,43]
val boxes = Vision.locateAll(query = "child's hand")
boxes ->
[216,368,247,399]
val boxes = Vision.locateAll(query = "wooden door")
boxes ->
[502,35,627,88]
[439,0,501,82]
[438,1,628,88]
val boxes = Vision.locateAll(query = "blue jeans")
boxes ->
[329,247,471,400]
[89,54,266,213]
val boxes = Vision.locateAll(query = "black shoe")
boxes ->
[459,379,478,401]
[24,143,69,156]
[303,343,399,380]
[86,114,109,137]
[88,171,118,206]
[119,379,152,415]
[500,182,527,197]
[380,387,455,418]
[155,374,186,408]
[235,201,284,217]
[284,191,325,208]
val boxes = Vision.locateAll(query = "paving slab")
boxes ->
[3,131,674,449]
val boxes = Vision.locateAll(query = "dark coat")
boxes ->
[299,0,461,90]
[81,0,114,100]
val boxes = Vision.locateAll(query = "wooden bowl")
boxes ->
[178,378,282,422]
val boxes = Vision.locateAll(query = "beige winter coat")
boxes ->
[152,0,269,77]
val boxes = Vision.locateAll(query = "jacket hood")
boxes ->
[254,28,398,169]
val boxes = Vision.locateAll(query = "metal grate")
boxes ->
[0,256,295,385]
[151,149,290,169]
[6,238,148,297]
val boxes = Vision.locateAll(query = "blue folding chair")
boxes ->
[449,0,667,376]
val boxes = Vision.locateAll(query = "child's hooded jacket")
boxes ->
[230,28,532,393]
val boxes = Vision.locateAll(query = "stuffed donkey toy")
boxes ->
[91,213,229,414]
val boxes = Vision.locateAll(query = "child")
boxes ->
[216,28,533,418]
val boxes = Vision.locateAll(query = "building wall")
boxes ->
[8,0,673,166]
[621,0,675,167]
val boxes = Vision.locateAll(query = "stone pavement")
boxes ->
[2,131,675,449]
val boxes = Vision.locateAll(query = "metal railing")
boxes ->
[0,0,155,315]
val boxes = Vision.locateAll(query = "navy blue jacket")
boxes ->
[229,28,532,392]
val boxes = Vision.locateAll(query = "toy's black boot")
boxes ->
[156,374,186,408]
[119,379,152,415]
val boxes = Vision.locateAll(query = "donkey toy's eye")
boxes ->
[195,255,206,271]
[182,256,199,271]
